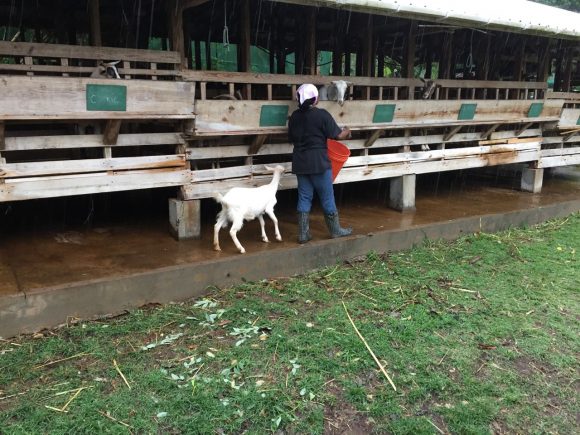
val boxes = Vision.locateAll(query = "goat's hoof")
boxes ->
[276,236,282,242]
[262,238,270,243]
[214,246,221,252]
[239,249,246,254]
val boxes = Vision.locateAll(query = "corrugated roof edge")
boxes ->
[273,0,580,40]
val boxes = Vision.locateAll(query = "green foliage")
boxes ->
[0,214,578,433]
[531,0,580,12]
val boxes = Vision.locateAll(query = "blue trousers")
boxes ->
[296,169,337,214]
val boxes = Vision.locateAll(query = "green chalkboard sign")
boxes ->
[372,104,396,123]
[458,103,477,120]
[259,105,289,127]
[86,84,127,111]
[577,115,580,126]
[527,102,544,118]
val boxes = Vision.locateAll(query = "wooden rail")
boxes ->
[182,70,547,101]
[0,41,181,80]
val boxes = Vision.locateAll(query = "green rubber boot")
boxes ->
[297,212,312,244]
[324,212,352,238]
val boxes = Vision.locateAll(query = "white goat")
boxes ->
[319,80,350,106]
[213,165,285,254]
[90,61,121,79]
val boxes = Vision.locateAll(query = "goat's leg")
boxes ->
[258,214,269,243]
[229,218,246,254]
[266,209,282,242]
[213,213,227,251]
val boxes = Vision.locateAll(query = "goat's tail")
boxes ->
[213,192,225,204]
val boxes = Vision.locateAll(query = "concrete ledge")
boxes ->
[1,199,579,338]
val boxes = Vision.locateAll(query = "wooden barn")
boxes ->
[0,0,579,240]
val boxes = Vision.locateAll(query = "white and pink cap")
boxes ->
[296,83,318,105]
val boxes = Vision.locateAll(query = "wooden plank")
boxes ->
[443,125,462,142]
[558,108,580,129]
[181,148,541,199]
[248,135,268,155]
[0,155,186,178]
[0,64,180,76]
[538,153,580,168]
[0,41,181,64]
[3,132,184,151]
[0,76,195,119]
[103,120,122,145]
[182,70,421,88]
[186,129,543,160]
[515,122,534,136]
[540,147,580,158]
[480,123,501,139]
[193,99,563,135]
[0,168,190,202]
[189,142,540,183]
[364,129,384,147]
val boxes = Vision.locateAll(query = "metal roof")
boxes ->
[273,0,580,39]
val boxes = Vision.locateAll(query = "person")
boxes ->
[288,83,353,244]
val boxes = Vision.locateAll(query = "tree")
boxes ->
[531,0,580,12]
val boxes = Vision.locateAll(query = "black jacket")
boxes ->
[288,107,342,175]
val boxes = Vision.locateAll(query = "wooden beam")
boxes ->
[443,125,462,142]
[364,129,384,148]
[403,20,417,80]
[248,135,268,155]
[238,0,251,72]
[439,31,454,80]
[103,120,122,145]
[304,9,317,75]
[515,122,534,136]
[167,0,186,68]
[480,123,501,139]
[537,38,552,83]
[513,37,526,82]
[563,131,578,142]
[89,0,102,47]
[362,15,373,77]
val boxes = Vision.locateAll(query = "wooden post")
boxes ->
[553,43,564,91]
[537,38,552,83]
[476,33,491,81]
[103,120,122,145]
[194,40,202,69]
[238,0,251,72]
[513,37,526,82]
[332,24,344,77]
[440,31,454,80]
[344,48,351,76]
[304,10,317,74]
[89,0,102,47]
[361,15,373,77]
[377,39,385,78]
[403,20,417,79]
[562,46,573,92]
[167,0,186,69]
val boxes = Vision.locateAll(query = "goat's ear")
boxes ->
[420,77,426,83]
[264,165,275,171]
[346,81,353,85]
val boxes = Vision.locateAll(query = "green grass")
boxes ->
[1,214,578,434]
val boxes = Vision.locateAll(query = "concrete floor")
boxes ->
[1,166,579,336]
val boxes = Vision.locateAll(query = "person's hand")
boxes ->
[339,127,352,140]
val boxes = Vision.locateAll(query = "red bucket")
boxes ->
[327,139,351,182]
